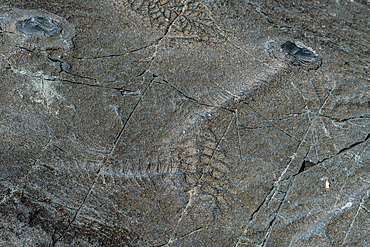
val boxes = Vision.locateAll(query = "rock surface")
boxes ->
[0,0,369,246]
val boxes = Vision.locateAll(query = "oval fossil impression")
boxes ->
[281,40,322,70]
[15,16,59,37]
[266,39,322,71]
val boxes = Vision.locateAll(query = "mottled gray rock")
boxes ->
[0,0,369,246]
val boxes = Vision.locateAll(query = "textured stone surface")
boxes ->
[0,0,369,246]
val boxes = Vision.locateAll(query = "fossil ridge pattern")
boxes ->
[0,0,369,246]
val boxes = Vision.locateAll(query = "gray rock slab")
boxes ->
[0,0,369,246]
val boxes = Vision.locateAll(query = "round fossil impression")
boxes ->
[0,8,75,50]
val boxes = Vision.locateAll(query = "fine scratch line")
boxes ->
[57,75,155,242]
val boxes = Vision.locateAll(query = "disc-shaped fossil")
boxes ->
[16,16,59,37]
[0,8,75,50]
